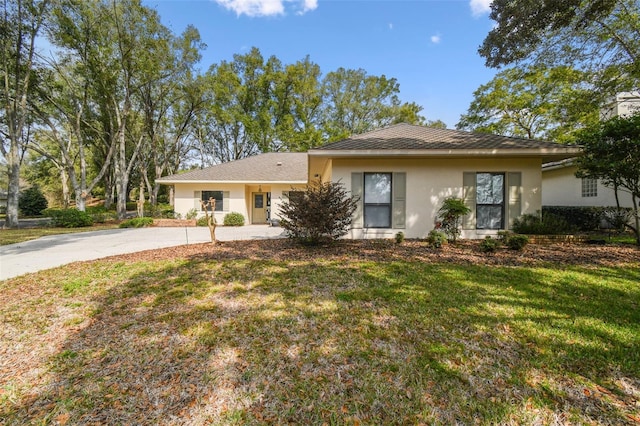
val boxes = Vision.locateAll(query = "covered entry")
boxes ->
[251,192,270,224]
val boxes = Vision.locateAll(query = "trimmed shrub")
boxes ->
[196,216,209,227]
[427,229,447,249]
[513,212,574,235]
[601,207,634,232]
[44,208,93,228]
[144,203,176,219]
[119,217,154,228]
[224,212,245,226]
[86,206,116,224]
[186,208,199,220]
[542,206,603,231]
[480,236,500,253]
[506,234,529,251]
[395,231,405,244]
[19,186,48,216]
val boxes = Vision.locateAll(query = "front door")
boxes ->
[252,192,267,224]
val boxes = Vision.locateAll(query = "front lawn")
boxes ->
[0,223,121,245]
[1,241,638,425]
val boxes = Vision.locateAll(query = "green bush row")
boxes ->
[512,212,575,235]
[542,206,633,232]
[43,208,93,228]
[481,233,529,252]
[119,217,154,228]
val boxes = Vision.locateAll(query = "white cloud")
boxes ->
[469,0,492,17]
[430,34,441,44]
[214,0,318,17]
[301,0,317,14]
[389,23,393,30]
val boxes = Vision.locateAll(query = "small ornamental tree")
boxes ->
[19,186,48,216]
[437,197,471,242]
[279,180,359,245]
[576,114,640,245]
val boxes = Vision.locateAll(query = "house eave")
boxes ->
[542,158,578,172]
[157,179,308,185]
[308,148,582,161]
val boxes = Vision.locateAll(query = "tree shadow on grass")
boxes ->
[2,255,639,425]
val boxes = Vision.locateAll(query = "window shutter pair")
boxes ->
[462,172,521,230]
[350,172,406,229]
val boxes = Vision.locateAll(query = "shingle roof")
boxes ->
[157,152,308,183]
[314,123,575,151]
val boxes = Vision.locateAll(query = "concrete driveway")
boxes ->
[0,225,286,280]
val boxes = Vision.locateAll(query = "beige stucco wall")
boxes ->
[326,157,543,239]
[171,183,305,224]
[542,165,634,208]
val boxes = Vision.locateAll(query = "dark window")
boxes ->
[364,173,392,228]
[476,173,504,230]
[284,191,304,204]
[202,191,223,211]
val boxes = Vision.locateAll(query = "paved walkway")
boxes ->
[0,225,286,280]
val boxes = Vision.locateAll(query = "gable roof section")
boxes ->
[157,152,308,184]
[310,123,581,161]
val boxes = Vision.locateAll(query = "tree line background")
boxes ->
[3,0,639,228]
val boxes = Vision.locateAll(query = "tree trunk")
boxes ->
[60,168,70,209]
[201,198,217,244]
[633,193,640,245]
[137,177,145,218]
[5,150,21,228]
[103,167,114,210]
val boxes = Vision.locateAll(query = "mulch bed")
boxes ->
[106,238,639,267]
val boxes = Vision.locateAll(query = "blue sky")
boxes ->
[144,0,498,128]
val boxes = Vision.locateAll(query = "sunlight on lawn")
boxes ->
[1,256,638,425]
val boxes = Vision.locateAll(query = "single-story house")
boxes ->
[542,159,635,208]
[158,123,581,239]
[156,152,308,225]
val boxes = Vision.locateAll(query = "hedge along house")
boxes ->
[307,123,581,239]
[156,152,308,225]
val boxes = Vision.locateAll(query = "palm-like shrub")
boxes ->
[437,197,471,242]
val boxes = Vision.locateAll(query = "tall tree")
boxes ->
[479,0,640,91]
[576,113,640,244]
[320,68,426,142]
[276,57,324,151]
[194,57,261,165]
[137,25,206,206]
[1,0,50,227]
[457,65,599,143]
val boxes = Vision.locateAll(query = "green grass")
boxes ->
[0,223,120,245]
[0,254,638,425]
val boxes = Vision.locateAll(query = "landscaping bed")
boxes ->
[152,218,197,227]
[110,237,639,267]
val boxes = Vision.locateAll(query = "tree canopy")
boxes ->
[457,65,599,143]
[1,0,440,223]
[575,113,640,244]
[480,0,640,91]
